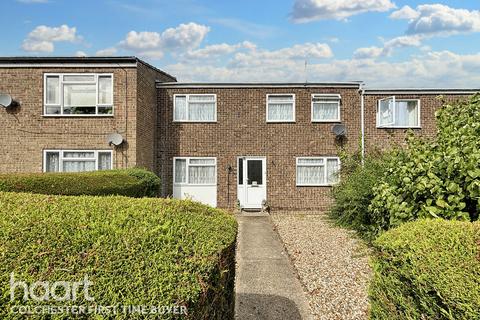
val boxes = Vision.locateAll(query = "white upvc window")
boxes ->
[311,94,341,122]
[43,150,113,172]
[173,157,217,185]
[44,73,113,116]
[296,157,340,186]
[173,94,217,122]
[266,94,295,122]
[377,97,420,128]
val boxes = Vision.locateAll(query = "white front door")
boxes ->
[237,157,266,209]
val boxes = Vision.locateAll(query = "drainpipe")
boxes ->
[360,84,365,165]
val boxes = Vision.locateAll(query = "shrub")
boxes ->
[0,168,160,197]
[369,219,480,319]
[369,95,480,233]
[329,152,390,239]
[0,192,237,319]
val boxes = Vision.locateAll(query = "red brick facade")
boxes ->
[0,57,477,211]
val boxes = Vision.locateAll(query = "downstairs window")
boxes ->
[44,150,112,172]
[296,157,340,186]
[174,157,216,185]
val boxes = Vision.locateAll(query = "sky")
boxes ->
[1,0,480,87]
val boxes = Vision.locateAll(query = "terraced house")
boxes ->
[0,57,477,210]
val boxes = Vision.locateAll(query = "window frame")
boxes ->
[296,156,341,187]
[376,97,421,129]
[173,94,217,123]
[311,94,341,123]
[266,93,296,123]
[173,157,217,186]
[43,73,114,117]
[42,149,113,172]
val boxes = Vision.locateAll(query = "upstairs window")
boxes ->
[377,97,420,128]
[311,94,341,122]
[296,157,340,186]
[266,94,295,122]
[174,94,216,122]
[44,150,112,172]
[44,74,113,116]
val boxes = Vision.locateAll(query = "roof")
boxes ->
[156,82,363,89]
[0,56,176,81]
[364,88,480,95]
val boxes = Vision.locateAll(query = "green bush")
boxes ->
[0,192,237,319]
[369,219,480,319]
[329,152,390,239]
[0,168,160,197]
[369,95,480,233]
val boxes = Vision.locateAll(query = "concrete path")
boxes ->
[234,214,313,320]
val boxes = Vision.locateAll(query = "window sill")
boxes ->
[173,120,217,123]
[43,114,114,118]
[312,120,342,123]
[296,184,336,187]
[376,126,422,129]
[266,120,296,123]
[173,183,217,186]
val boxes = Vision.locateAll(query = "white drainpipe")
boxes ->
[360,85,365,165]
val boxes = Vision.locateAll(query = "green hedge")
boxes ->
[370,219,480,319]
[0,192,237,319]
[0,168,160,197]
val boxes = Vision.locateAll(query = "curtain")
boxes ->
[98,152,112,170]
[98,76,112,105]
[297,165,324,185]
[190,158,215,165]
[175,159,187,183]
[326,159,339,184]
[395,101,418,126]
[189,165,215,184]
[63,161,96,172]
[174,96,187,120]
[45,152,59,172]
[313,102,339,120]
[379,98,394,126]
[63,84,96,106]
[268,103,293,121]
[188,102,215,121]
[46,76,59,105]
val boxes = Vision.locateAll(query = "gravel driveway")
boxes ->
[271,213,371,320]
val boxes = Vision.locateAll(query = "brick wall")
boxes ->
[364,94,473,153]
[157,86,361,210]
[135,63,175,171]
[0,67,138,172]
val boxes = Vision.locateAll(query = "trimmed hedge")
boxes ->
[0,192,237,319]
[370,219,480,319]
[0,168,160,197]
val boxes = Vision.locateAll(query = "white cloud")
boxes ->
[390,5,420,20]
[353,46,383,59]
[290,0,396,23]
[75,51,87,57]
[392,4,480,36]
[163,49,480,88]
[354,35,422,59]
[22,24,79,53]
[183,41,255,60]
[119,22,210,59]
[95,47,118,56]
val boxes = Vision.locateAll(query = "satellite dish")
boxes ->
[106,133,124,146]
[332,124,347,136]
[0,94,12,108]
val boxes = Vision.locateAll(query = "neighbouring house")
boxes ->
[0,57,477,210]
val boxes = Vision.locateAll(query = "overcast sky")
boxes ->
[2,0,480,87]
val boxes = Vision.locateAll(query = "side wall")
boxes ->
[157,87,361,210]
[0,67,138,173]
[364,94,473,154]
[135,63,175,171]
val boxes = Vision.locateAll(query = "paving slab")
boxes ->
[234,215,313,320]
